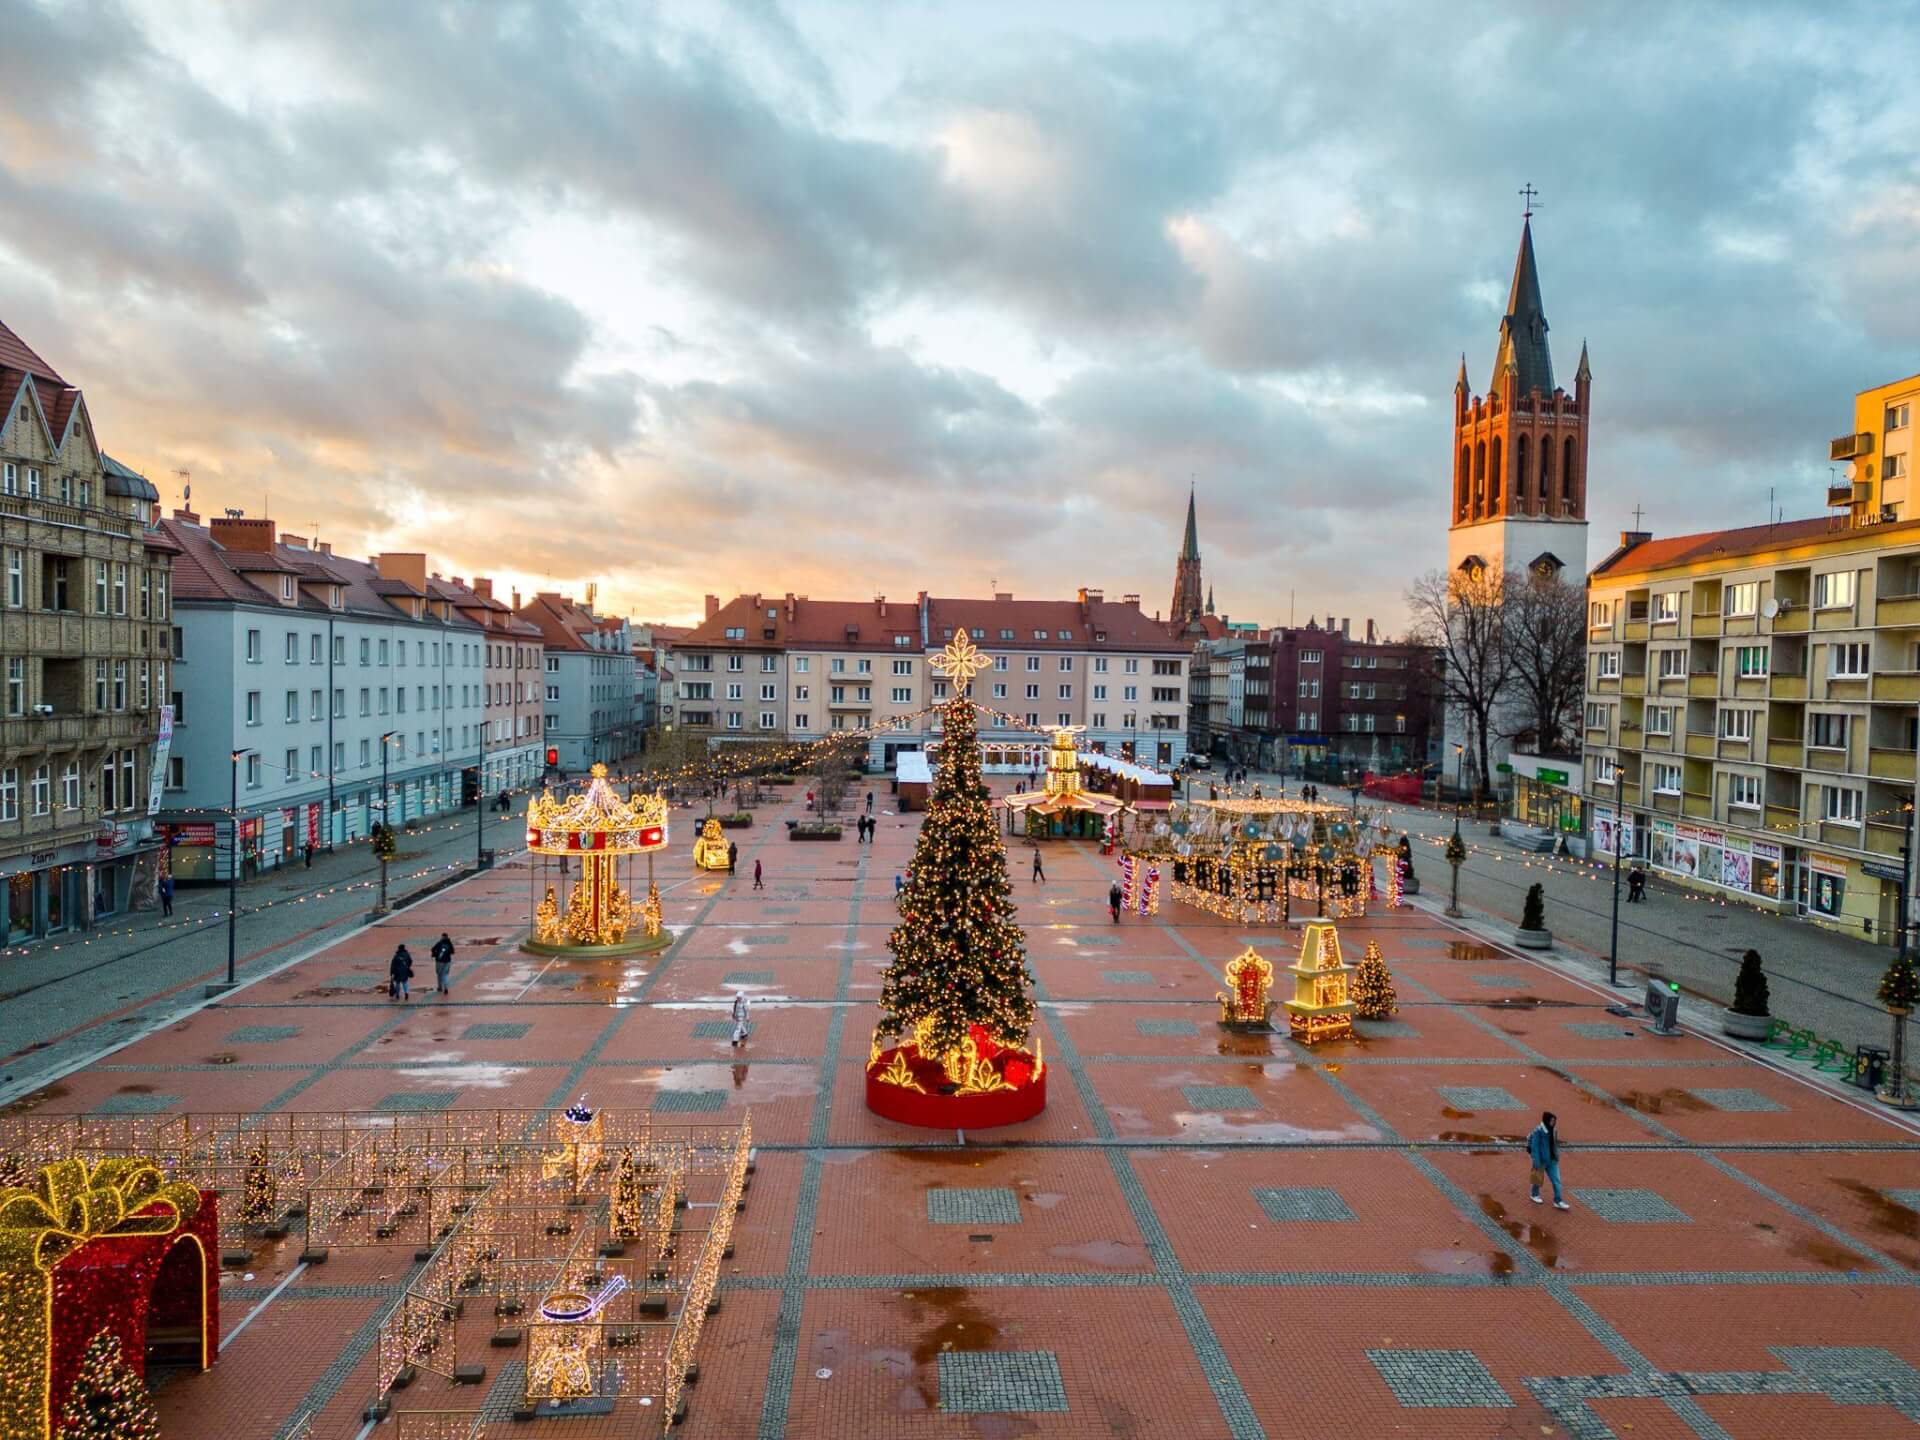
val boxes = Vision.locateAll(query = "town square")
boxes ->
[1,2,1918,1437]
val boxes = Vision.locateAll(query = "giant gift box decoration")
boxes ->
[0,1157,219,1440]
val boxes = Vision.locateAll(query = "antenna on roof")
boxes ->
[173,469,191,505]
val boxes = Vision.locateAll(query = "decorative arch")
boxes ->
[146,1232,211,1369]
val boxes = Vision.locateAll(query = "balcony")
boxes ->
[1769,674,1808,700]
[1732,676,1767,699]
[1828,678,1870,702]
[1619,780,1642,806]
[1877,595,1920,627]
[1774,608,1809,633]
[0,712,145,749]
[1619,725,1644,749]
[1682,791,1713,820]
[1623,620,1649,642]
[1765,805,1801,835]
[1687,673,1719,697]
[1806,746,1847,773]
[1683,732,1714,758]
[1585,723,1610,743]
[827,695,871,709]
[1830,432,1873,462]
[1814,608,1858,634]
[1876,672,1920,703]
[1643,730,1673,752]
[1593,675,1620,694]
[1869,748,1917,783]
[1766,739,1802,768]
[1693,614,1722,638]
[1618,673,1646,696]
[1717,737,1752,761]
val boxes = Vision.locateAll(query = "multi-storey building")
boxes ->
[441,577,544,799]
[676,589,1191,769]
[0,319,176,940]
[517,593,638,770]
[160,515,496,879]
[1257,619,1442,777]
[1582,369,1920,942]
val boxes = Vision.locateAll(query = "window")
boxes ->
[723,626,745,640]
[1646,706,1674,736]
[1588,600,1612,628]
[1058,657,1074,672]
[854,659,870,675]
[1026,656,1041,672]
[892,687,911,703]
[1650,762,1682,794]
[1597,651,1623,679]
[726,655,742,671]
[1728,773,1761,809]
[991,683,1006,699]
[762,655,778,672]
[1809,711,1847,749]
[1719,708,1753,740]
[1735,645,1768,677]
[360,687,371,716]
[284,747,299,782]
[1584,701,1611,729]
[1025,684,1040,699]
[359,738,371,767]
[3,551,17,609]
[993,656,1008,671]
[1025,712,1039,727]
[284,632,299,664]
[760,710,776,729]
[1829,642,1869,678]
[246,629,262,663]
[285,690,299,723]
[1592,755,1617,785]
[1652,591,1679,622]
[1656,649,1684,679]
[893,634,912,647]
[4,659,24,717]
[1151,687,1180,702]
[1300,650,1320,665]
[94,563,108,614]
[892,659,913,675]
[793,713,809,730]
[1888,403,1911,432]
[310,633,323,664]
[725,683,741,700]
[726,711,741,730]
[1059,684,1073,699]
[1093,684,1107,700]
[245,691,261,725]
[1814,570,1856,609]
[113,564,127,615]
[54,760,78,809]
[790,684,806,701]
[1887,454,1907,480]
[246,754,262,788]
[0,767,14,821]
[1823,786,1863,823]
[756,683,775,701]
[1123,685,1137,701]
[30,765,48,816]
[1153,659,1182,676]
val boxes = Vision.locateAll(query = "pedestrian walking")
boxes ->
[304,843,314,869]
[1108,881,1122,924]
[730,990,751,1047]
[727,840,738,872]
[895,873,905,895]
[431,932,455,994]
[1527,1111,1569,1209]
[753,859,764,890]
[866,790,874,813]
[389,944,414,1002]
[159,873,174,919]
[1031,849,1045,883]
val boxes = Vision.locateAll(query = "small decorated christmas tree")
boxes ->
[1352,940,1397,1019]
[610,1146,642,1241]
[242,1137,276,1224]
[58,1331,160,1440]
[1521,883,1547,932]
[1881,949,1920,1012]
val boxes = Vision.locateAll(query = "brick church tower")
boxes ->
[1446,213,1591,582]
[1169,484,1206,629]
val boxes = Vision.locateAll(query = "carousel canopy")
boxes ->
[526,763,669,856]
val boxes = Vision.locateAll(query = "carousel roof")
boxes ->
[525,763,669,856]
[1188,796,1347,817]
[1002,788,1128,817]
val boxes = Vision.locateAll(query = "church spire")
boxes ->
[1492,217,1553,395]
[1180,484,1200,562]
[1170,485,1205,631]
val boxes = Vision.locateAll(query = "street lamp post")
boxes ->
[1608,810,1624,988]
[1444,816,1466,919]
[224,748,252,989]
[476,715,487,870]
[376,731,396,913]
[1452,743,1465,815]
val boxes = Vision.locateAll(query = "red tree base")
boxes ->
[865,1045,1048,1130]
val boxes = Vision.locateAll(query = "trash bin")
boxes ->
[478,848,496,871]
[1852,1045,1889,1091]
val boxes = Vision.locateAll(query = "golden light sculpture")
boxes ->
[541,1098,605,1189]
[525,764,671,955]
[1217,945,1275,1029]
[1283,922,1356,1044]
[930,631,991,691]
[691,817,731,871]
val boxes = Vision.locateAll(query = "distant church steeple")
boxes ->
[1170,485,1205,628]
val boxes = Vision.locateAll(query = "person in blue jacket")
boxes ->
[1527,1111,1569,1209]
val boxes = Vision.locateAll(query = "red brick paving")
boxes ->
[4,776,1915,1439]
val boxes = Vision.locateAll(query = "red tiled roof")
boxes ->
[516,593,620,651]
[0,318,64,388]
[681,593,1188,653]
[1590,515,1920,580]
[928,596,1186,652]
[680,594,919,651]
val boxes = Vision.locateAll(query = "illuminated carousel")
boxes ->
[1001,726,1131,840]
[1123,797,1401,924]
[524,764,671,956]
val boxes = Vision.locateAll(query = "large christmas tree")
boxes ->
[58,1331,160,1440]
[877,648,1035,1069]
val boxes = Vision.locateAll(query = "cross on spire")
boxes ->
[1519,182,1540,219]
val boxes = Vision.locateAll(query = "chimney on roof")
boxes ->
[1120,593,1139,607]
[372,553,428,592]
[1366,618,1376,643]
[784,592,796,622]
[171,506,200,524]
[280,533,308,549]
[1340,617,1350,637]
[876,593,886,618]
[1620,529,1651,547]
[512,589,521,609]
[473,577,493,600]
[705,594,720,620]
[209,515,276,553]
[317,541,331,555]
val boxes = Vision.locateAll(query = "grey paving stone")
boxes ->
[1470,973,1528,988]
[1067,934,1121,947]
[1883,1188,1920,1210]
[1772,1345,1920,1411]
[1357,1020,1419,1038]
[1102,969,1154,985]
[461,1022,530,1041]
[652,1088,727,1113]
[723,969,775,986]
[1254,1186,1355,1222]
[225,1025,302,1044]
[1690,1086,1785,1113]
[1564,1022,1637,1040]
[1366,1348,1513,1408]
[1136,1019,1197,1038]
[1181,1083,1262,1112]
[938,1350,1068,1413]
[94,1092,179,1114]
[927,1187,1022,1226]
[375,1090,459,1112]
[692,1020,738,1039]
[1573,1187,1690,1223]
[534,972,577,987]
[1436,1085,1525,1112]
[738,932,788,946]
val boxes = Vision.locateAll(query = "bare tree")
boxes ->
[1406,565,1512,802]
[1503,568,1588,755]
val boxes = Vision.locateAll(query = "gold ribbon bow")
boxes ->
[0,1157,201,1273]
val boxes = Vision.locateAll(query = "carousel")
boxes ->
[1123,796,1402,924]
[524,764,672,956]
[1001,726,1131,840]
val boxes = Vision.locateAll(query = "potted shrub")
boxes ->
[1722,948,1771,1041]
[717,812,754,830]
[1514,882,1552,949]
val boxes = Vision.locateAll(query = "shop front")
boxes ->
[0,825,157,945]
[1506,756,1583,850]
[1643,819,1788,909]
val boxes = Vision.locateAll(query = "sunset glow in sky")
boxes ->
[2,0,1914,628]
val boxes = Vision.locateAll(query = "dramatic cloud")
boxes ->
[0,0,1913,630]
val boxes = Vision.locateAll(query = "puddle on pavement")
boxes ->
[1447,942,1503,960]
[0,1082,68,1116]
[900,1287,1000,1409]
[115,1082,157,1094]
[1832,1179,1920,1258]
[1439,1106,1475,1120]
[1047,1239,1147,1268]
[1783,1231,1870,1271]
[1415,1246,1516,1278]
[1436,1130,1525,1145]
[892,1148,1007,1168]
[1216,1033,1273,1057]
[1611,1088,1711,1115]
[1478,1194,1574,1271]
[1480,995,1580,1009]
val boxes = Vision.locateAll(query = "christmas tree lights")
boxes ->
[54,1332,158,1440]
[1353,940,1397,1019]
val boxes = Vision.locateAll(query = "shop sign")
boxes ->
[1809,853,1849,878]
[1861,860,1906,883]
[95,823,130,854]
[1535,767,1569,786]
[1752,840,1782,862]
[165,824,216,847]
[146,705,174,816]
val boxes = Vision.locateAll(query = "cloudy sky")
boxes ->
[2,1,1914,630]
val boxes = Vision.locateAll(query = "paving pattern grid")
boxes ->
[8,776,1918,1440]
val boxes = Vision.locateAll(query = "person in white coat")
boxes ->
[730,990,751,1048]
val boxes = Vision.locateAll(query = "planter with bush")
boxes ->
[717,813,754,829]
[1721,948,1771,1041]
[1514,882,1552,949]
[788,821,842,841]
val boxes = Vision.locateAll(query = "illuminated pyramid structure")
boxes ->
[1283,921,1356,1044]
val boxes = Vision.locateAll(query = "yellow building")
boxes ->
[1582,375,1920,942]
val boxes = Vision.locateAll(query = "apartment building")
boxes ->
[441,577,545,798]
[675,589,1191,768]
[0,320,177,939]
[159,515,497,879]
[517,593,638,770]
[1257,619,1442,775]
[1581,372,1920,940]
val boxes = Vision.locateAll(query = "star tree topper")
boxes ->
[931,631,991,693]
